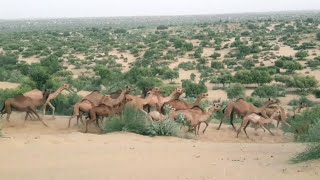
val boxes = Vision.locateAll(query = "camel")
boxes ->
[1,90,51,126]
[24,84,71,119]
[171,103,221,135]
[217,98,278,131]
[237,109,281,138]
[162,92,209,113]
[67,87,132,128]
[85,96,133,133]
[125,89,159,114]
[143,87,184,112]
[264,102,308,128]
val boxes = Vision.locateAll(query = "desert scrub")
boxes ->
[282,106,320,162]
[252,85,286,98]
[291,144,320,163]
[104,106,187,137]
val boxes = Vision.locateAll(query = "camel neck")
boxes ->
[193,96,204,106]
[52,86,65,97]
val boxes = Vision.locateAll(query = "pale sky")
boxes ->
[0,0,319,19]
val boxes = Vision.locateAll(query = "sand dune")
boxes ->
[1,113,319,180]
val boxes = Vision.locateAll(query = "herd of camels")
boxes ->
[0,84,308,137]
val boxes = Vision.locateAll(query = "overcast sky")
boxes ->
[0,0,319,19]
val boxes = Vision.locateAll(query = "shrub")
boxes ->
[178,62,195,70]
[226,83,245,99]
[252,86,286,98]
[295,50,309,59]
[288,96,314,107]
[292,144,320,163]
[182,80,207,98]
[211,61,224,69]
[103,106,187,137]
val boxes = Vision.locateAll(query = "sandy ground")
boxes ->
[1,113,319,180]
[0,81,20,89]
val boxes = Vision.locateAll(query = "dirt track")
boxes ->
[0,113,319,180]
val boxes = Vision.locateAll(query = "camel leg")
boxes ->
[202,122,209,133]
[30,108,48,127]
[68,115,76,128]
[230,112,237,131]
[263,125,274,136]
[283,121,291,127]
[47,102,55,119]
[276,120,280,128]
[85,119,95,133]
[217,115,228,130]
[243,121,250,138]
[6,113,11,122]
[236,121,245,138]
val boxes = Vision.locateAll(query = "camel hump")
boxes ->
[236,98,245,102]
[23,89,43,99]
[13,94,28,101]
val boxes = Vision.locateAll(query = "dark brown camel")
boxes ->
[217,98,278,131]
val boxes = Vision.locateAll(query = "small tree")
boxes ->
[226,83,245,99]
[182,80,207,98]
[286,76,318,92]
[210,52,221,59]
[190,73,196,81]
[295,50,309,59]
[211,61,224,69]
[217,73,233,88]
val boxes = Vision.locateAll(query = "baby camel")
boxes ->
[171,103,221,135]
[237,109,281,138]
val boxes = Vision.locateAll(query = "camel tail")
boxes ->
[222,105,227,114]
[0,103,5,114]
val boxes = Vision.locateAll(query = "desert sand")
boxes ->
[1,113,319,180]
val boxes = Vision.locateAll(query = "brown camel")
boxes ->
[85,96,133,133]
[162,93,209,113]
[217,98,278,131]
[68,87,133,127]
[171,103,221,135]
[143,87,184,112]
[24,84,71,119]
[1,90,51,126]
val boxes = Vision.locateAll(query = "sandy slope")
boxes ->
[1,114,319,180]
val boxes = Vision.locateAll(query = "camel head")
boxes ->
[125,86,134,93]
[100,95,112,104]
[42,89,51,101]
[175,87,184,94]
[125,96,133,102]
[200,93,209,99]
[266,98,279,106]
[208,103,221,112]
[151,87,161,93]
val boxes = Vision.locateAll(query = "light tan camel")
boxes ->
[125,90,159,114]
[148,107,176,121]
[24,84,71,119]
[85,96,133,133]
[237,109,281,138]
[143,87,184,112]
[1,90,51,126]
[217,98,278,131]
[162,93,209,113]
[171,103,221,135]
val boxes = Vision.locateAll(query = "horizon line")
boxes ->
[1,9,320,21]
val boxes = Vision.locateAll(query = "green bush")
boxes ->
[211,61,224,69]
[292,144,320,163]
[226,83,245,99]
[51,93,82,115]
[288,96,314,107]
[252,86,286,98]
[104,106,188,137]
